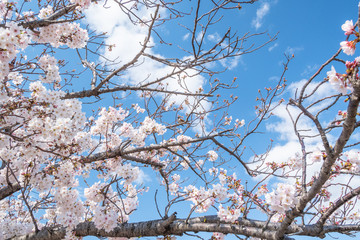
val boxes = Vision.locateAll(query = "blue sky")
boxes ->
[79,1,360,239]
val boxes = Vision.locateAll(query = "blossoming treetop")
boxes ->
[1,1,360,240]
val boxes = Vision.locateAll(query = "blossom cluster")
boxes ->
[53,188,85,228]
[38,5,53,19]
[85,183,139,231]
[0,3,89,83]
[0,22,30,79]
[70,0,92,9]
[184,181,230,213]
[0,199,34,240]
[326,20,360,94]
[139,116,167,135]
[169,174,180,195]
[211,232,226,240]
[235,118,245,129]
[0,0,10,22]
[184,185,218,213]
[309,150,325,163]
[207,150,218,162]
[90,106,169,153]
[335,149,360,172]
[181,169,244,224]
[217,204,241,222]
[29,5,89,48]
[91,106,129,135]
[326,66,353,94]
[0,78,159,237]
[287,154,302,170]
[38,54,62,84]
[265,183,299,214]
[340,20,356,55]
[33,22,88,48]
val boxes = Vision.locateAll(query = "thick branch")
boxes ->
[317,186,360,226]
[11,215,280,240]
[63,85,212,99]
[0,183,21,200]
[278,82,360,239]
[14,214,360,240]
[82,131,229,165]
[333,91,360,156]
[18,4,77,29]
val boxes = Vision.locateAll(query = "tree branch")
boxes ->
[317,186,360,227]
[0,183,21,200]
[63,85,212,99]
[14,214,360,240]
[82,131,230,165]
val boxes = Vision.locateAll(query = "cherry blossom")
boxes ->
[235,118,245,128]
[287,154,302,169]
[70,0,91,9]
[309,150,324,163]
[340,40,356,55]
[38,5,53,19]
[207,150,219,162]
[341,20,355,35]
[265,183,299,214]
[212,232,226,240]
[217,204,241,222]
[38,54,61,84]
[326,66,350,94]
[33,22,88,48]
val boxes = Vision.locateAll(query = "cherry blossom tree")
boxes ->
[2,0,360,240]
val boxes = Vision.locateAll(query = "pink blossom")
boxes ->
[212,232,225,240]
[309,150,323,163]
[169,182,179,195]
[341,20,355,35]
[217,204,241,222]
[326,66,350,94]
[355,56,360,65]
[34,22,88,48]
[70,0,91,9]
[340,41,356,55]
[38,55,61,83]
[235,118,245,128]
[38,6,53,19]
[265,183,298,214]
[207,150,218,162]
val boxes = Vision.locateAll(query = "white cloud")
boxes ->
[219,55,243,70]
[85,2,203,93]
[85,1,212,133]
[135,169,151,184]
[252,2,270,30]
[301,64,319,77]
[252,77,360,219]
[287,79,338,113]
[285,46,304,55]
[196,30,204,42]
[183,33,190,41]
[85,1,156,64]
[251,78,337,181]
[263,141,301,166]
[268,76,279,82]
[207,32,221,42]
[268,43,279,52]
[267,78,339,145]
